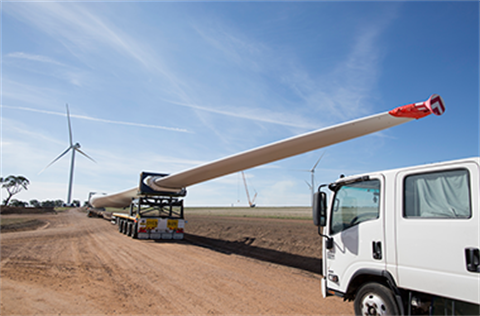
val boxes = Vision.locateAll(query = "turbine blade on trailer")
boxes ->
[38,146,72,174]
[90,94,445,209]
[76,148,96,163]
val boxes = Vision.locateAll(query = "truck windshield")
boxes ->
[330,179,380,235]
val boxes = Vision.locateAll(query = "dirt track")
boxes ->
[1,209,352,315]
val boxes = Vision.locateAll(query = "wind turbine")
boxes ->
[40,104,96,205]
[299,152,325,204]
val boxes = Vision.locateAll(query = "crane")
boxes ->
[241,171,257,208]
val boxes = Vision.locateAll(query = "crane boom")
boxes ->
[242,171,257,207]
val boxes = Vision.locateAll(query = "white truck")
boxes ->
[313,157,480,315]
[113,172,186,240]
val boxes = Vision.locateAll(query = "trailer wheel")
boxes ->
[121,220,126,234]
[118,219,122,232]
[131,223,138,239]
[127,222,132,236]
[354,282,399,316]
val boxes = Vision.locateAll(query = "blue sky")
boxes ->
[1,1,478,206]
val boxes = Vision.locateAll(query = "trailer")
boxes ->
[313,157,480,315]
[113,172,187,240]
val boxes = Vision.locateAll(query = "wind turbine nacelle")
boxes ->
[139,172,187,197]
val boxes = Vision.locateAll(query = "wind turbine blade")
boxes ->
[305,180,312,189]
[66,104,73,146]
[90,95,445,208]
[312,152,326,171]
[38,146,72,174]
[76,148,96,163]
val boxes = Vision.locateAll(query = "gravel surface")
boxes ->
[1,209,352,315]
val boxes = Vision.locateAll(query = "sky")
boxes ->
[1,1,478,207]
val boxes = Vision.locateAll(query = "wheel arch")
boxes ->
[345,269,405,315]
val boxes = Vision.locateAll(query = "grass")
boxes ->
[185,206,312,220]
[97,206,313,220]
[0,217,33,226]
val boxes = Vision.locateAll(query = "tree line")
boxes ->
[1,175,82,208]
[7,199,82,208]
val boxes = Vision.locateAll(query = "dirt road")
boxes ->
[1,209,352,315]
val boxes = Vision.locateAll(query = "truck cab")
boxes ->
[313,157,480,315]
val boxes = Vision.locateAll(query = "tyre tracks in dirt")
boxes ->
[1,209,352,315]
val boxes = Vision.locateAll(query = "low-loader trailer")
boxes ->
[113,172,186,240]
[313,157,480,315]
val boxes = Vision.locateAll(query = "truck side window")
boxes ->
[404,169,471,218]
[330,180,380,235]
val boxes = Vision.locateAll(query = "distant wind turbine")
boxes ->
[298,152,325,204]
[39,104,96,205]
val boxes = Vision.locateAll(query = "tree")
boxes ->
[41,200,55,208]
[1,175,30,206]
[30,199,41,208]
[10,199,27,207]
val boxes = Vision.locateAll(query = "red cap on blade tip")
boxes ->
[389,94,445,119]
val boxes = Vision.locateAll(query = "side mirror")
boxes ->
[313,191,327,227]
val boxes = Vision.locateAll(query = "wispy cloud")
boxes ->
[1,105,191,133]
[161,98,318,129]
[194,22,268,74]
[5,3,166,74]
[4,2,201,112]
[287,28,387,123]
[6,52,67,67]
[192,13,392,126]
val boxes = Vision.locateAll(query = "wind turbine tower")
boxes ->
[301,152,325,205]
[40,104,96,205]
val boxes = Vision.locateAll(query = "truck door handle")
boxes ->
[465,248,480,273]
[372,241,382,260]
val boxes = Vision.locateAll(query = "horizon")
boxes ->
[1,1,478,207]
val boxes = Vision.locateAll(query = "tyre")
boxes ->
[126,222,132,236]
[354,282,399,316]
[118,219,122,232]
[131,223,138,239]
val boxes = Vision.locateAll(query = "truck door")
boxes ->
[324,175,386,295]
[395,161,480,305]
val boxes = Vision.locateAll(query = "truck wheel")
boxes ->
[118,220,122,232]
[125,222,130,235]
[127,222,132,236]
[354,282,399,316]
[131,223,138,239]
